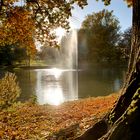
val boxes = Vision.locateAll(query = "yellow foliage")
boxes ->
[0,72,21,109]
[124,0,133,6]
[0,7,37,56]
[0,7,35,44]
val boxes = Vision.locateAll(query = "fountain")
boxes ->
[35,29,78,105]
[60,30,78,69]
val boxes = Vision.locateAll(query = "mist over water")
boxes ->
[53,30,78,69]
[12,29,126,105]
[35,30,79,105]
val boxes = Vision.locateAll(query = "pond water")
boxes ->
[12,65,126,105]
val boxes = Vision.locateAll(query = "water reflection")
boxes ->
[113,78,121,91]
[35,68,78,105]
[40,86,64,105]
[14,66,126,105]
[78,67,126,98]
[45,68,62,79]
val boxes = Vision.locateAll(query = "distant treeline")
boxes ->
[0,9,131,67]
[78,9,131,65]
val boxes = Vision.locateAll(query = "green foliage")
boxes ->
[0,72,21,109]
[0,44,27,66]
[118,27,132,61]
[0,45,15,66]
[127,88,140,115]
[38,45,59,63]
[28,94,37,104]
[79,9,121,63]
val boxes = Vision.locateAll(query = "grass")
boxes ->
[29,60,48,66]
[0,93,119,140]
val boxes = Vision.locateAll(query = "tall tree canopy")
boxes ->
[0,0,87,48]
[118,27,132,61]
[80,9,120,63]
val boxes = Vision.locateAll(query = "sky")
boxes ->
[70,0,132,31]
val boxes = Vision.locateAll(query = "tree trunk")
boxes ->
[99,87,140,140]
[108,0,140,124]
[77,0,140,139]
[100,0,140,139]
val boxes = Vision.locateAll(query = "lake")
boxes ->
[10,65,127,105]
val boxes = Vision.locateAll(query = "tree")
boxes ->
[0,72,21,109]
[78,29,88,62]
[0,45,14,65]
[38,45,60,64]
[0,0,87,48]
[117,27,132,62]
[77,0,140,139]
[80,9,121,63]
[0,0,87,66]
[0,44,36,66]
[0,8,36,48]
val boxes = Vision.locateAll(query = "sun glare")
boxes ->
[55,27,66,41]
[44,87,64,106]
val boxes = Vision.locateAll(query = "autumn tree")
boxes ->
[0,0,88,65]
[0,8,36,48]
[0,0,87,46]
[77,0,140,139]
[80,9,120,63]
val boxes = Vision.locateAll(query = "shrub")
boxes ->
[0,72,21,109]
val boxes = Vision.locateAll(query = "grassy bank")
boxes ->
[0,94,119,140]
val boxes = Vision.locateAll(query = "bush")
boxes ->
[0,72,21,109]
